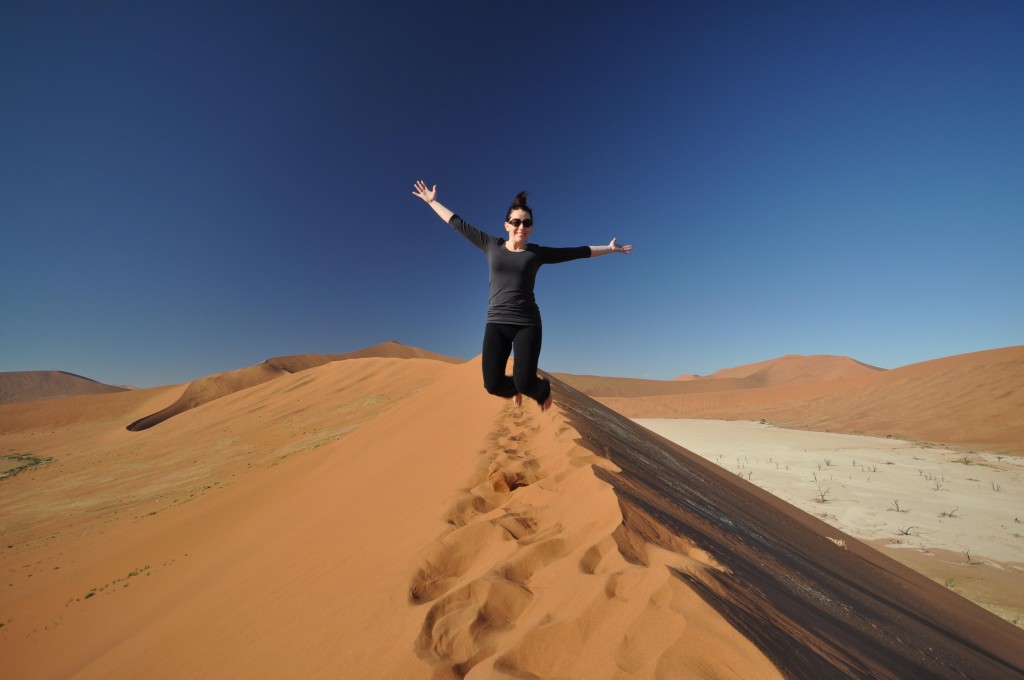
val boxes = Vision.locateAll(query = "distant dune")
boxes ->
[694,353,884,387]
[1,345,1021,678]
[125,340,463,431]
[0,370,129,405]
[562,346,1024,455]
[555,354,882,399]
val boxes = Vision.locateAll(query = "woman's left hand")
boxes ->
[609,237,632,254]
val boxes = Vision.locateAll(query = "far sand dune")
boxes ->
[0,384,180,433]
[549,373,753,398]
[696,353,884,387]
[0,370,128,404]
[126,340,462,431]
[566,346,1024,455]
[554,353,881,398]
[1,348,1021,678]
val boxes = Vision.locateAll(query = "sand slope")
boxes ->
[566,346,1024,455]
[1,352,1022,678]
[126,340,462,431]
[0,371,128,405]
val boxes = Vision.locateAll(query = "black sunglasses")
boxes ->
[507,218,534,228]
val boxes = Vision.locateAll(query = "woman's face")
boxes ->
[505,208,533,246]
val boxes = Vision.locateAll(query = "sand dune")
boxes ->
[554,353,882,399]
[549,373,751,398]
[2,349,1021,678]
[126,340,461,431]
[567,346,1024,455]
[685,353,884,387]
[0,371,128,405]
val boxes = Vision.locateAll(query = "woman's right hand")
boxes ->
[412,180,437,203]
[413,181,455,223]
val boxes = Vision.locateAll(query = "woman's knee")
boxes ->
[483,376,505,395]
[483,372,517,398]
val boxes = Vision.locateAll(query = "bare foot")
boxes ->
[513,394,522,407]
[541,394,553,412]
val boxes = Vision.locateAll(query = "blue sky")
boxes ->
[2,1,1022,387]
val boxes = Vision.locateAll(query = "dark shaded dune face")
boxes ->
[549,374,1024,679]
[126,364,288,431]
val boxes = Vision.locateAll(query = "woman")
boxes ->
[412,180,632,410]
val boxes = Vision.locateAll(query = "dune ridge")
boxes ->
[2,350,1022,678]
[406,396,778,678]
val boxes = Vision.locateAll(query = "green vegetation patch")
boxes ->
[0,454,54,480]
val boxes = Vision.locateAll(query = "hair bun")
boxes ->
[506,190,533,221]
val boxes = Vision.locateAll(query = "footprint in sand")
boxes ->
[445,491,496,528]
[408,521,514,604]
[414,575,534,675]
[410,404,581,677]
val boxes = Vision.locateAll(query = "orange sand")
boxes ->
[2,347,1022,678]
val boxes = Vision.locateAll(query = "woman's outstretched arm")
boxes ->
[589,238,633,257]
[412,180,454,223]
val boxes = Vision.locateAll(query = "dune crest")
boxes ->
[406,397,775,678]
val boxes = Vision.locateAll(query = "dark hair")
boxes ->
[505,191,532,221]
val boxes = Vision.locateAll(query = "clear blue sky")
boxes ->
[2,1,1022,387]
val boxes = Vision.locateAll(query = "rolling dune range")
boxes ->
[557,346,1024,455]
[1,344,1022,678]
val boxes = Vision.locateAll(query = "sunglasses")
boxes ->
[507,218,534,228]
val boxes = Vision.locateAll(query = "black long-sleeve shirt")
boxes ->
[450,214,591,326]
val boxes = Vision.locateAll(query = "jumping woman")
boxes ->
[412,180,632,411]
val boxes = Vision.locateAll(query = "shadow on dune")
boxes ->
[549,374,1024,679]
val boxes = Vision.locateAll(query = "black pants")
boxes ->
[481,323,550,405]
